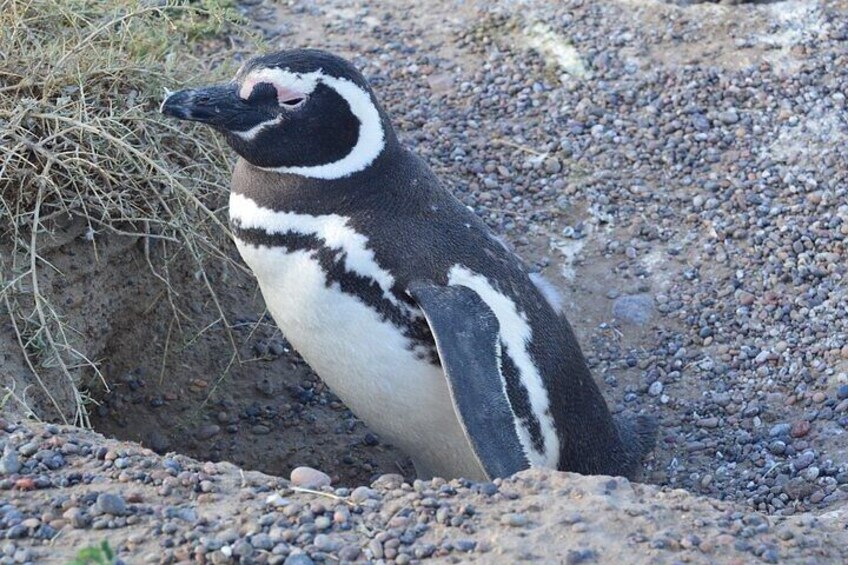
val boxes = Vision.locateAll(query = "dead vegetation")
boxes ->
[0,0,252,425]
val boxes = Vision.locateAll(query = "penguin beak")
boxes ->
[160,83,261,131]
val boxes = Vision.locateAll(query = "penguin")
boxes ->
[161,48,656,481]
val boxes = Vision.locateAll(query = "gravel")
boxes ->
[3,419,844,562]
[4,0,848,561]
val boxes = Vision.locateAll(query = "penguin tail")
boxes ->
[612,412,658,479]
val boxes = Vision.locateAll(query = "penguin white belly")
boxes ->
[234,239,486,481]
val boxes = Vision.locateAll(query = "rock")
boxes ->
[719,110,739,124]
[544,157,562,174]
[612,294,653,326]
[500,513,528,527]
[18,443,38,457]
[0,445,21,475]
[769,423,791,438]
[790,420,810,438]
[94,493,126,515]
[349,486,376,503]
[313,533,342,552]
[792,451,815,471]
[290,467,331,489]
[62,507,90,529]
[195,424,221,440]
[372,474,404,490]
[283,553,314,565]
[339,545,361,561]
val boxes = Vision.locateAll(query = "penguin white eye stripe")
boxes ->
[235,67,386,180]
[263,74,385,180]
[232,116,284,142]
[238,69,321,101]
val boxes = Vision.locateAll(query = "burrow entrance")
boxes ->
[53,226,413,485]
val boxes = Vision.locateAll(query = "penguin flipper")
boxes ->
[408,281,529,479]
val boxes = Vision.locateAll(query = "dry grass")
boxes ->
[0,0,251,426]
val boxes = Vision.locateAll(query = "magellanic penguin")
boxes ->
[161,49,656,481]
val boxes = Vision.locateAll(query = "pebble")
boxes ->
[283,554,314,565]
[4,2,848,564]
[792,451,816,472]
[349,486,376,503]
[500,513,528,527]
[94,493,126,515]
[290,467,331,489]
[195,424,221,440]
[790,421,811,438]
[312,533,341,552]
[0,446,20,475]
[648,381,663,397]
[611,294,654,326]
[544,157,562,174]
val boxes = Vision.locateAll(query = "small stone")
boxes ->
[544,157,562,174]
[283,553,314,565]
[18,443,38,457]
[769,423,791,438]
[454,539,476,552]
[0,445,21,475]
[338,545,361,561]
[792,451,815,471]
[769,441,786,455]
[5,525,26,539]
[368,539,383,559]
[811,392,826,404]
[371,474,404,490]
[698,417,719,428]
[251,533,273,551]
[719,110,739,124]
[63,507,90,529]
[251,425,271,435]
[837,385,848,400]
[475,481,498,496]
[313,533,341,552]
[612,294,653,326]
[12,548,32,563]
[349,486,376,503]
[414,544,437,559]
[290,467,331,489]
[94,493,126,516]
[195,424,221,440]
[500,513,528,527]
[648,381,663,397]
[790,420,811,438]
[265,493,290,508]
[566,549,597,564]
[232,540,253,558]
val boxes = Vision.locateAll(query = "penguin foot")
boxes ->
[613,413,658,480]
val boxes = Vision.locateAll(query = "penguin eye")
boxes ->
[280,96,306,108]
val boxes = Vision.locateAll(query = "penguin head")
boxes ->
[161,49,396,179]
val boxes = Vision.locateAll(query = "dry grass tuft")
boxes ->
[0,0,250,426]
